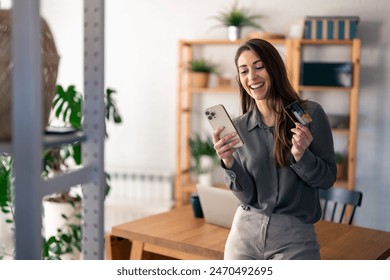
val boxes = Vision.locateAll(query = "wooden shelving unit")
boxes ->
[290,38,361,192]
[175,38,360,207]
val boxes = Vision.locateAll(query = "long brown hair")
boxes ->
[234,38,305,167]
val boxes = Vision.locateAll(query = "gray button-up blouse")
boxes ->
[222,100,337,224]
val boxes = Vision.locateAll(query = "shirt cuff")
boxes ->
[221,160,247,191]
[290,149,316,177]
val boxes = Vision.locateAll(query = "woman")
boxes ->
[212,39,336,260]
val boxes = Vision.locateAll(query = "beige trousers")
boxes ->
[224,205,321,260]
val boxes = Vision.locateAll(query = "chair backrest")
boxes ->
[319,187,363,224]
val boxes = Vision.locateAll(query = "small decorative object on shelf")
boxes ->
[300,62,352,87]
[188,58,216,88]
[335,152,346,180]
[217,76,234,88]
[303,16,360,40]
[326,114,349,129]
[213,0,264,41]
[0,9,60,142]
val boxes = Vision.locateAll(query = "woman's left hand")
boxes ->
[290,122,313,162]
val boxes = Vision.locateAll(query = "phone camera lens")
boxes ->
[205,111,210,115]
[208,116,212,120]
[210,112,215,117]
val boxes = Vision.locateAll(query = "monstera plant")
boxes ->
[42,85,122,259]
[0,84,122,260]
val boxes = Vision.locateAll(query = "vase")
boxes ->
[42,199,82,260]
[228,26,241,41]
[190,72,209,88]
[336,163,345,180]
[190,193,203,218]
[200,155,213,170]
[0,10,60,141]
[198,155,214,186]
[198,172,212,186]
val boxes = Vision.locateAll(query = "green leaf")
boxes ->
[52,85,83,129]
[189,134,218,174]
[61,234,72,244]
[0,155,13,218]
[188,59,216,73]
[104,88,123,138]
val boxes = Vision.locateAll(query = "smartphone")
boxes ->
[284,101,312,125]
[204,104,243,148]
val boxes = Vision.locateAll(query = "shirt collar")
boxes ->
[247,106,274,132]
[247,107,262,131]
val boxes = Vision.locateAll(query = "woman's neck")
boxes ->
[256,101,275,127]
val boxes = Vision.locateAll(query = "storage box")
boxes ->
[304,16,359,40]
[300,62,352,87]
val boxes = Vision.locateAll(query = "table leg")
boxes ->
[130,240,144,260]
[105,234,113,260]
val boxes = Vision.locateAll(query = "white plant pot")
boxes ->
[42,199,82,260]
[200,155,214,171]
[228,26,242,41]
[198,155,214,186]
[198,172,212,186]
[0,214,14,259]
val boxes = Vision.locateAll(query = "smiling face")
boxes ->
[237,49,270,101]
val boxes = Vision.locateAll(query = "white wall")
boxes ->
[36,0,390,231]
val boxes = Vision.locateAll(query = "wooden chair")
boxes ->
[319,187,363,225]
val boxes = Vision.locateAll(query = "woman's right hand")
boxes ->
[212,127,240,169]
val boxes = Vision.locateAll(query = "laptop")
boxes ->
[196,184,240,228]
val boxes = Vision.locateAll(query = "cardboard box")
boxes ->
[304,16,359,40]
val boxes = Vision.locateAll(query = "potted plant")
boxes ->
[214,0,264,40]
[188,58,217,88]
[189,134,218,186]
[0,84,122,260]
[0,155,13,260]
[42,84,122,259]
[335,152,345,180]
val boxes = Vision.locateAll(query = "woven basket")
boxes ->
[0,10,60,142]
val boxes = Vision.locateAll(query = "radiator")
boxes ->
[104,168,174,232]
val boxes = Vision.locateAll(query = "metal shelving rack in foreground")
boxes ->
[5,0,106,259]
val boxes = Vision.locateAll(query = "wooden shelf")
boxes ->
[190,86,238,93]
[181,38,287,46]
[298,86,352,92]
[331,128,349,135]
[299,39,355,45]
[334,180,348,188]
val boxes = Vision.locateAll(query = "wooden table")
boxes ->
[106,205,390,260]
